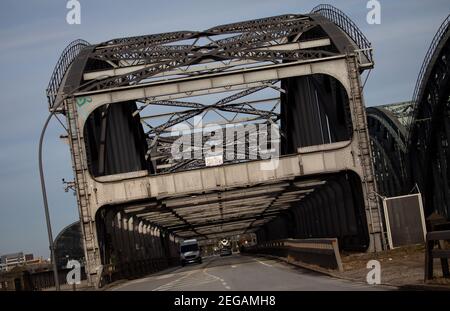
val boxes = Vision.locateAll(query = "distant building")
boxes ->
[0,252,44,272]
[0,253,24,272]
[1,252,24,265]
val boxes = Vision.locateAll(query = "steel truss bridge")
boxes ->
[367,14,450,226]
[47,4,386,287]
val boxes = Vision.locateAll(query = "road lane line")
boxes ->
[203,268,231,290]
[156,273,219,290]
[255,258,273,267]
[152,271,195,291]
[156,273,174,280]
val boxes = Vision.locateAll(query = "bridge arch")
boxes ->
[409,14,450,220]
[367,105,410,197]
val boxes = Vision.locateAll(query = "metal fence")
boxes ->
[0,267,87,291]
[311,4,373,64]
[242,238,343,271]
[46,39,90,110]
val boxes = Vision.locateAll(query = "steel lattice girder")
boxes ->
[367,105,410,197]
[71,10,372,93]
[83,20,322,91]
[408,15,450,219]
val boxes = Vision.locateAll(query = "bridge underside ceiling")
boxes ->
[102,168,368,250]
[113,175,326,241]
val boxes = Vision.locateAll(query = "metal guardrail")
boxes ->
[311,4,373,65]
[31,267,87,290]
[46,39,90,110]
[408,14,450,132]
[243,238,343,271]
[425,230,450,281]
[0,267,87,291]
[98,257,180,287]
[0,257,180,290]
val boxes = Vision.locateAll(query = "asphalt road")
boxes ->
[111,254,391,291]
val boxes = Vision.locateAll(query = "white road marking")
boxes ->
[203,268,231,290]
[152,271,195,291]
[111,274,163,290]
[256,258,273,267]
[156,273,174,280]
[152,263,235,291]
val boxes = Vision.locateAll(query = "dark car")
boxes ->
[220,247,232,256]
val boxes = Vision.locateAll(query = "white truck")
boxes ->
[180,239,202,266]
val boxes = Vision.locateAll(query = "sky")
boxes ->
[0,0,449,258]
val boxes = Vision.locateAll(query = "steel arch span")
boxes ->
[367,102,412,197]
[408,14,450,222]
[47,5,383,286]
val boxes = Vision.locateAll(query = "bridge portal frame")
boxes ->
[62,53,384,286]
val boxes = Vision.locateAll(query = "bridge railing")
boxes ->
[0,266,87,291]
[98,257,180,288]
[425,230,450,281]
[242,238,343,271]
[46,39,90,111]
[311,4,373,66]
[408,14,450,133]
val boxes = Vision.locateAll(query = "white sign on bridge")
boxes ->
[205,155,223,167]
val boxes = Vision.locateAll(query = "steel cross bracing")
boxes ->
[81,15,334,91]
[137,82,282,173]
[92,14,314,60]
[140,83,280,136]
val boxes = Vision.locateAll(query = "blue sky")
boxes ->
[0,0,448,258]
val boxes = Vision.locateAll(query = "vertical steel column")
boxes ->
[346,55,384,251]
[65,98,102,286]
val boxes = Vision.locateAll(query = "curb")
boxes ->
[398,284,450,291]
[244,253,450,290]
[252,253,450,291]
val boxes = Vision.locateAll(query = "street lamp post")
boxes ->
[39,70,103,291]
[38,99,66,291]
